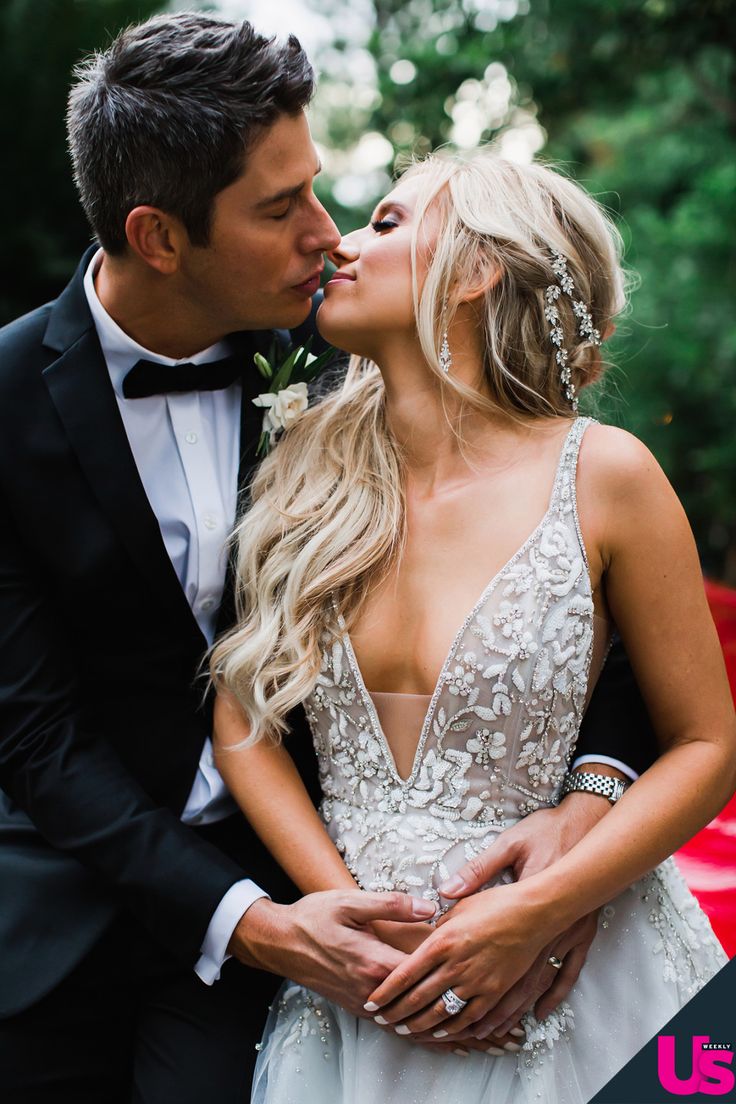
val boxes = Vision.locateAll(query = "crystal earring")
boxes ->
[439,327,452,374]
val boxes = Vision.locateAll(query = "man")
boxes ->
[0,12,656,1102]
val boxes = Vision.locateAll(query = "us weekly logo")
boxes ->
[590,959,736,1103]
[657,1036,734,1096]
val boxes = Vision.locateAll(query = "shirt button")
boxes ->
[203,514,217,530]
[200,597,215,611]
[185,431,198,444]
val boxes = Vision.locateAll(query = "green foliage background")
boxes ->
[1,0,733,577]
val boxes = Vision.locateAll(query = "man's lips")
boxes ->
[291,269,324,296]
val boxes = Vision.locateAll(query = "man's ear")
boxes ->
[124,206,187,275]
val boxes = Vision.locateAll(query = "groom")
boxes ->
[0,12,656,1103]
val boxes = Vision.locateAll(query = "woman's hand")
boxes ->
[363,880,555,1037]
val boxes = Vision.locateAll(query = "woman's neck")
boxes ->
[376,334,529,496]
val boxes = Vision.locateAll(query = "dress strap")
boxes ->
[548,415,595,568]
[549,416,594,512]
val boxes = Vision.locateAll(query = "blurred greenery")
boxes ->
[0,0,161,315]
[1,0,734,578]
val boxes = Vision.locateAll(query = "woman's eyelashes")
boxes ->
[371,218,398,233]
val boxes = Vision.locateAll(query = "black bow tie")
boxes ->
[122,354,243,399]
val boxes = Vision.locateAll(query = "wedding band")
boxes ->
[441,988,468,1016]
[547,955,564,970]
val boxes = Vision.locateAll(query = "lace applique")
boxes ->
[520,1004,576,1079]
[640,859,726,997]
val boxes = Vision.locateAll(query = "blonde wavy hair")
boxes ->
[210,148,628,744]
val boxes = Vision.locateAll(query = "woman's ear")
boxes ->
[458,261,502,304]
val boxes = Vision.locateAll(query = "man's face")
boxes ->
[180,110,340,332]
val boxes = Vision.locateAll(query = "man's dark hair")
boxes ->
[67,13,315,253]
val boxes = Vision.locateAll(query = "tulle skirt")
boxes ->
[252,859,726,1104]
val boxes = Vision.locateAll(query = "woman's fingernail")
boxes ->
[504,1042,522,1052]
[509,1027,526,1038]
[439,875,465,895]
[487,1046,505,1056]
[454,1047,470,1057]
[432,1029,448,1038]
[395,1025,411,1035]
[363,1001,379,1012]
[374,1015,388,1026]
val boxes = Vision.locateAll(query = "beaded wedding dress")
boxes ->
[251,418,726,1104]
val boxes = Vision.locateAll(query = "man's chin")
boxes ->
[259,295,314,332]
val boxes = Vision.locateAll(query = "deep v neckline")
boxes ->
[340,417,588,789]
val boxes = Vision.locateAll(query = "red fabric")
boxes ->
[674,579,736,956]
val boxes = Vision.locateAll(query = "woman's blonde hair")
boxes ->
[210,148,628,744]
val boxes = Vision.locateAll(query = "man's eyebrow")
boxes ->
[254,162,323,210]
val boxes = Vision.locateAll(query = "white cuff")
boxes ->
[195,879,270,985]
[571,753,639,783]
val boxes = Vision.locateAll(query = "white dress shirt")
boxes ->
[83,250,267,983]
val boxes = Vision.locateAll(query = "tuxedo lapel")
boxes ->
[41,254,206,652]
[212,328,287,640]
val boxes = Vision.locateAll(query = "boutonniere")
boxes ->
[252,338,335,457]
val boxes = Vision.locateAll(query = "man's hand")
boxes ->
[228,889,435,1017]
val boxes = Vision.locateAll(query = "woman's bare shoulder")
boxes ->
[579,422,672,503]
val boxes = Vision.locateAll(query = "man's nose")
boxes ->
[304,195,341,254]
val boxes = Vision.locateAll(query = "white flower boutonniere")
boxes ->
[252,337,335,457]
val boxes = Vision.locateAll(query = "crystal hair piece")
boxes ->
[544,248,602,412]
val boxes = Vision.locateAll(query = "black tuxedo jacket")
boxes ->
[0,250,658,1018]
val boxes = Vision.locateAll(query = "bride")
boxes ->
[209,149,734,1103]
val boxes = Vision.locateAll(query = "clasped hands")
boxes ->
[232,795,608,1056]
[364,796,609,1053]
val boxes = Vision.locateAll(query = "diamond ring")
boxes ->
[441,988,468,1016]
[547,955,564,970]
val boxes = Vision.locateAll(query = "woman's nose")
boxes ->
[327,234,360,269]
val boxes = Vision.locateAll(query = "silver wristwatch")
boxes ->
[561,771,629,804]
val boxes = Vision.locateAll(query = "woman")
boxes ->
[210,150,735,1103]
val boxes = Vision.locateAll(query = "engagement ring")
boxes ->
[441,988,468,1016]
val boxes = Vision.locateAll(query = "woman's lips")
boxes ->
[325,274,355,288]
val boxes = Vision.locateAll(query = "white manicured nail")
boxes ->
[454,1047,470,1057]
[487,1046,505,1056]
[432,1029,448,1038]
[374,1015,388,1026]
[395,1025,411,1035]
[509,1027,526,1038]
[504,1042,522,1052]
[363,1001,379,1012]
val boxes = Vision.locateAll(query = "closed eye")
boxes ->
[371,219,398,232]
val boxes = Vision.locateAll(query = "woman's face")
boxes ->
[317,175,440,359]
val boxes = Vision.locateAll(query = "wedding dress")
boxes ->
[251,418,726,1104]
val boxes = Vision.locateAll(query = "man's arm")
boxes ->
[574,635,658,776]
[0,511,435,1000]
[0,509,246,964]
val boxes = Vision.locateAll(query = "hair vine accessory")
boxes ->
[545,248,602,412]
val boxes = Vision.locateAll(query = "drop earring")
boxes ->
[439,322,452,375]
